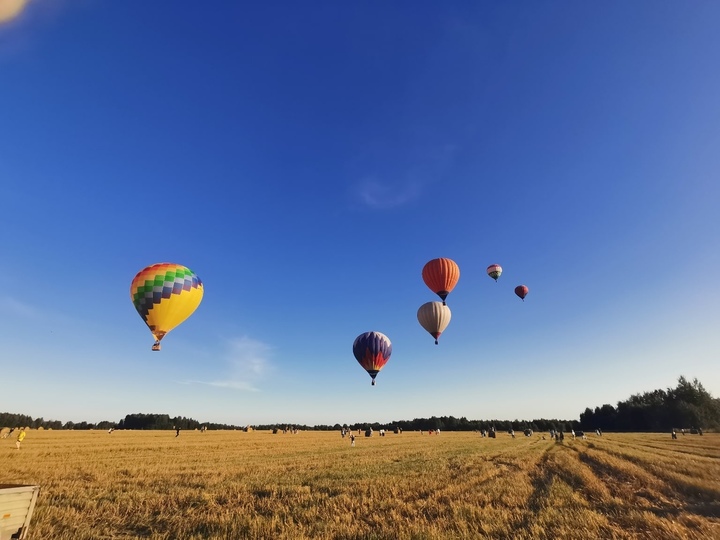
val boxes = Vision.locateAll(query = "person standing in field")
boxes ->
[16,428,26,449]
[176,427,181,437]
[350,434,355,447]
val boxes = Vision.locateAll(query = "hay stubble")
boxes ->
[3,430,719,539]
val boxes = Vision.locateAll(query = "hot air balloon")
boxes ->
[515,285,529,301]
[417,301,451,345]
[487,264,502,282]
[422,258,460,304]
[131,263,204,351]
[352,331,392,386]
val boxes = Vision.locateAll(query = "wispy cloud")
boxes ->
[180,379,261,392]
[357,177,423,209]
[0,296,41,318]
[182,336,273,392]
[354,143,457,210]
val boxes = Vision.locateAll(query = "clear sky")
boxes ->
[1,1,718,426]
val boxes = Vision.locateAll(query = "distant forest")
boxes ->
[2,377,718,432]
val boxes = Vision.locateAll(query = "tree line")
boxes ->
[2,376,718,432]
[579,376,720,432]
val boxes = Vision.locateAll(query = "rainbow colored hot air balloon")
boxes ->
[417,301,451,345]
[515,285,529,301]
[422,258,460,304]
[353,331,392,386]
[131,263,204,351]
[487,264,502,282]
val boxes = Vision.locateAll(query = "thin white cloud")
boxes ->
[0,296,41,318]
[354,143,457,210]
[181,336,274,392]
[180,380,260,392]
[357,177,422,209]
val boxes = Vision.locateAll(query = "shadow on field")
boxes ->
[486,455,523,473]
[574,445,720,522]
[519,445,555,516]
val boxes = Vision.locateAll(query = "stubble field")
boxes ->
[3,429,719,539]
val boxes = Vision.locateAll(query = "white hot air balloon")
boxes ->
[417,301,452,345]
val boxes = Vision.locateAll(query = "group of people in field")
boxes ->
[672,427,703,439]
[341,426,404,446]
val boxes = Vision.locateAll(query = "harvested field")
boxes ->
[3,430,719,539]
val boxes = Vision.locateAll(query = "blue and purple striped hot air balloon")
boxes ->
[353,331,392,386]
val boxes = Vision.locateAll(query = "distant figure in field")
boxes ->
[672,429,677,440]
[350,434,355,447]
[176,427,181,437]
[16,428,26,449]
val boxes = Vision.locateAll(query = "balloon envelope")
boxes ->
[422,258,460,302]
[131,263,204,350]
[417,301,451,344]
[352,331,392,384]
[515,285,529,300]
[487,264,502,281]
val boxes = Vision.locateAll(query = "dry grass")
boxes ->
[2,430,719,539]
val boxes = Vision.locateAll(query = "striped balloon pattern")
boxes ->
[417,301,452,345]
[422,258,460,304]
[131,263,204,350]
[353,331,392,385]
[486,264,502,281]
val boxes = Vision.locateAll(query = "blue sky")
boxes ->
[1,1,718,426]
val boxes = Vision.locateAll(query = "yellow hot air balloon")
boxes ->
[130,263,204,350]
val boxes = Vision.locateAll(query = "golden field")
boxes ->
[2,429,719,539]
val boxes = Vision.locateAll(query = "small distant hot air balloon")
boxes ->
[352,331,392,386]
[487,264,502,282]
[131,263,204,351]
[417,301,452,345]
[515,285,529,301]
[422,258,460,304]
